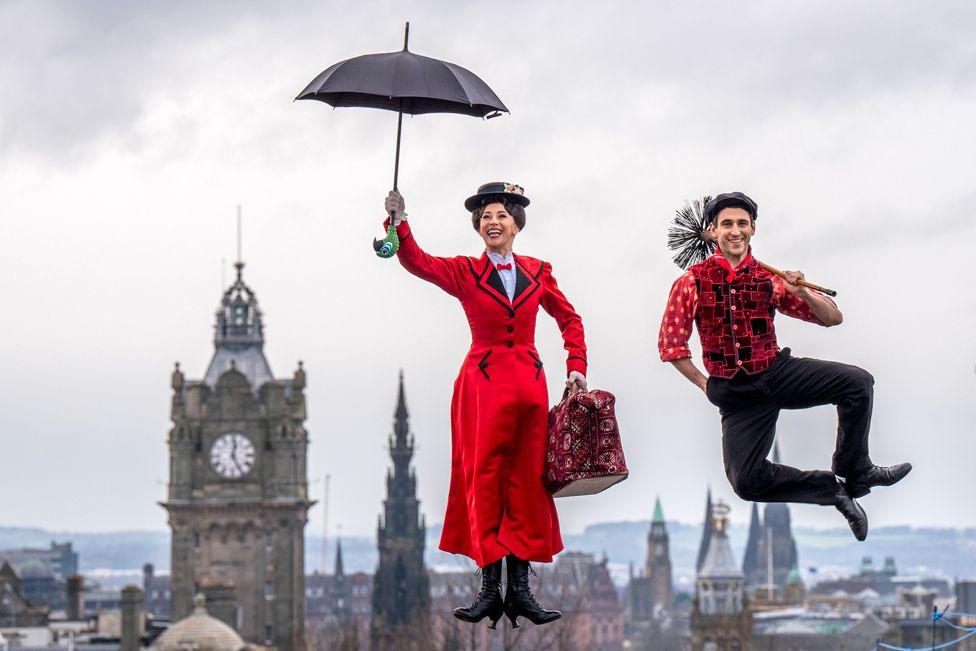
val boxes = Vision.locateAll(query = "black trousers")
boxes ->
[705,349,875,506]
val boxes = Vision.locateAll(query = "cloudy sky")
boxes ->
[1,0,974,539]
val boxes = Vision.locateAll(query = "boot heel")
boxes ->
[507,613,520,629]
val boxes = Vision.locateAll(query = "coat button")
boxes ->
[506,341,513,348]
[509,313,515,319]
[735,342,740,348]
[737,360,743,366]
[507,326,514,333]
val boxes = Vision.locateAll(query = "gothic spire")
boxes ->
[743,502,764,585]
[395,369,408,421]
[390,371,415,476]
[696,486,714,573]
[334,538,345,578]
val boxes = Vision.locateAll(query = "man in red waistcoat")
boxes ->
[659,192,911,541]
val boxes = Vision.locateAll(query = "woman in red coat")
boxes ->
[384,182,587,629]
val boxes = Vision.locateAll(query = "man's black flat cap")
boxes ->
[705,192,758,222]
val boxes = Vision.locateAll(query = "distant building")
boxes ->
[690,500,752,651]
[369,372,431,651]
[0,541,78,580]
[749,609,890,650]
[957,579,976,616]
[161,258,311,650]
[142,562,171,620]
[0,561,49,627]
[306,540,372,647]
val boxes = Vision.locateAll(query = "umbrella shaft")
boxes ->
[393,110,403,191]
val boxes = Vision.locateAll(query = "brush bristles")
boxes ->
[667,196,715,269]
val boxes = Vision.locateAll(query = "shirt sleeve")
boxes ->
[771,276,832,326]
[388,219,465,299]
[539,262,587,377]
[658,271,698,362]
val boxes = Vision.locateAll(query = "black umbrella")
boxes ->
[297,22,509,257]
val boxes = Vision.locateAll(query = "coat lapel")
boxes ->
[485,267,508,300]
[512,255,542,310]
[468,254,514,315]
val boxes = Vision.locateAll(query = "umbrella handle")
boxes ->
[373,215,400,258]
[758,262,837,297]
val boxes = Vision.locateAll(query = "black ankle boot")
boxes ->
[835,481,868,541]
[503,555,561,628]
[454,559,504,628]
[846,463,912,498]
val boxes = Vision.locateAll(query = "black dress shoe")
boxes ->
[454,559,504,628]
[835,482,868,541]
[847,463,913,498]
[503,555,561,628]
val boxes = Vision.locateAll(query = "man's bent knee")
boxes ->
[729,471,769,501]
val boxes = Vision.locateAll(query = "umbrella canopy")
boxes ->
[296,23,508,258]
[296,49,508,117]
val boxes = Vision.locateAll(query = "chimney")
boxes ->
[142,563,154,608]
[120,585,142,651]
[201,580,238,630]
[66,574,84,621]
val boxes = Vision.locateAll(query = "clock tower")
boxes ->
[163,260,310,650]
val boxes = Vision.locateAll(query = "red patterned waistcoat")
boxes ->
[659,249,830,378]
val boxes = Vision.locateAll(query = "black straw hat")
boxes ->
[705,192,758,222]
[463,182,530,212]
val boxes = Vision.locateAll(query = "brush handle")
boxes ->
[758,262,837,297]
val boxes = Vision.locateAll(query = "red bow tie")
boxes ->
[496,263,512,271]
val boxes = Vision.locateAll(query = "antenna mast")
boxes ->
[322,474,331,574]
[236,204,243,263]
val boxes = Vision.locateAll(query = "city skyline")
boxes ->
[2,0,975,536]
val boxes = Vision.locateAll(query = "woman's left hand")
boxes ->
[567,371,587,395]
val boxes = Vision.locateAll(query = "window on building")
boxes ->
[265,581,274,600]
[265,624,273,644]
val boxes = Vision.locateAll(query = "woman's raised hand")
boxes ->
[385,190,406,225]
[566,371,587,395]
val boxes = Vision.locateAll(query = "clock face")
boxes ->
[210,432,256,479]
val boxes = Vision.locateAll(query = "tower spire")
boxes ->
[395,369,408,421]
[334,537,345,578]
[652,496,665,524]
[696,486,714,573]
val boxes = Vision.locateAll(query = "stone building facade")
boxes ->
[162,260,311,650]
[690,501,752,651]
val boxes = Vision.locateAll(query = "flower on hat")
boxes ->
[504,183,525,196]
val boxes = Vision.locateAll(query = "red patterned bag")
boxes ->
[545,389,628,497]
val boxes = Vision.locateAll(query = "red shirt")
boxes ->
[658,249,832,378]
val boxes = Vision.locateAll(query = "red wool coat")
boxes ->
[392,219,586,567]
